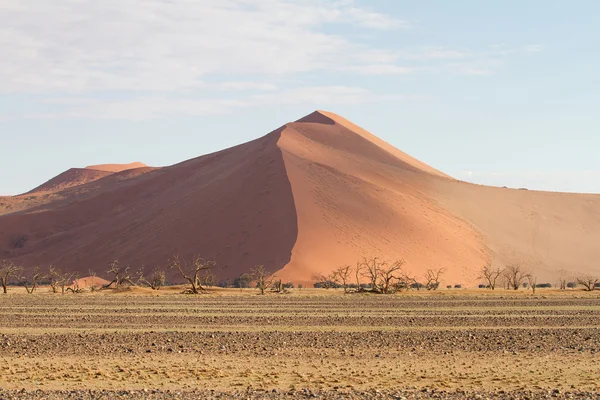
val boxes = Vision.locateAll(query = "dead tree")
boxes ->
[49,266,61,294]
[170,255,217,294]
[251,265,274,295]
[354,261,364,291]
[0,260,21,294]
[19,266,45,294]
[88,270,99,292]
[577,276,599,291]
[557,269,569,290]
[361,257,385,292]
[378,260,405,294]
[527,274,538,295]
[504,264,529,290]
[333,265,352,293]
[104,260,136,289]
[312,272,336,289]
[138,268,167,290]
[66,273,84,294]
[424,268,446,291]
[199,270,216,288]
[479,264,505,290]
[49,266,76,295]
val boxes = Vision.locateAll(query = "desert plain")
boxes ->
[1,287,599,399]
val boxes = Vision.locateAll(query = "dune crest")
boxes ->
[85,162,148,173]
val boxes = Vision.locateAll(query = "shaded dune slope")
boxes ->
[0,131,298,281]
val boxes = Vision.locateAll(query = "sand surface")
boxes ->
[1,111,599,286]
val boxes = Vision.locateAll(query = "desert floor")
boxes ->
[1,287,599,399]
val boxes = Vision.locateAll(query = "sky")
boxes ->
[1,0,599,195]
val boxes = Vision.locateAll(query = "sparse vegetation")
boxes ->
[424,267,445,291]
[18,266,45,294]
[170,255,217,294]
[503,263,530,291]
[251,265,274,295]
[138,267,167,290]
[104,260,136,289]
[0,260,21,294]
[478,264,505,290]
[577,276,599,291]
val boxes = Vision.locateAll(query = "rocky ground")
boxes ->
[0,289,599,399]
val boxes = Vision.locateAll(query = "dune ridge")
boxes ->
[1,111,599,286]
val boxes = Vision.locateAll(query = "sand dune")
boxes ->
[85,162,148,173]
[0,111,598,286]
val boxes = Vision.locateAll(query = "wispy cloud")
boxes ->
[0,0,407,94]
[0,1,542,120]
[24,85,423,120]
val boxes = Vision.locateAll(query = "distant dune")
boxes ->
[85,162,148,173]
[1,111,599,286]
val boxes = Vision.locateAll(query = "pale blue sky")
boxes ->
[1,0,599,195]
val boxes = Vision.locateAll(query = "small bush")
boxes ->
[535,283,552,288]
[567,282,577,289]
[478,284,487,289]
[454,284,462,289]
[446,285,452,289]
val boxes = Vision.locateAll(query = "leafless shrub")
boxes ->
[251,265,274,295]
[104,260,136,289]
[0,260,21,294]
[527,274,538,295]
[479,264,505,290]
[312,272,337,289]
[557,269,569,290]
[576,276,599,291]
[360,257,407,294]
[332,265,352,293]
[504,263,530,290]
[378,260,406,294]
[170,255,216,294]
[19,266,45,294]
[88,270,99,292]
[138,267,167,290]
[49,266,77,295]
[424,268,446,291]
[354,261,364,291]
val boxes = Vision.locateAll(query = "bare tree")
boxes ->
[378,260,406,294]
[104,260,136,289]
[138,267,167,290]
[576,276,599,292]
[251,265,274,295]
[0,260,21,294]
[354,261,364,291]
[361,257,384,292]
[504,264,529,290]
[479,264,505,290]
[333,265,353,293]
[527,274,538,295]
[557,269,569,290]
[170,255,217,294]
[312,272,337,289]
[49,266,76,295]
[19,266,45,294]
[424,268,446,291]
[199,270,216,288]
[88,270,99,292]
[48,265,61,294]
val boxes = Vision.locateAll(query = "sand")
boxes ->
[1,111,599,286]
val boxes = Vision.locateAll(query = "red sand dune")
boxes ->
[85,162,148,173]
[1,111,599,286]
